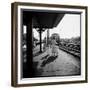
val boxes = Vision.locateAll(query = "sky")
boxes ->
[33,14,80,40]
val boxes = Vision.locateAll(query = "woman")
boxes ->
[51,38,58,57]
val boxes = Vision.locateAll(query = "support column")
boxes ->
[47,29,49,46]
[39,28,42,53]
[37,28,45,53]
[26,22,34,77]
[23,15,34,78]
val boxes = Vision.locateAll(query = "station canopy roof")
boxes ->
[23,11,65,29]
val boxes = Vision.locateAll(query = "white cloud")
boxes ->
[50,14,80,39]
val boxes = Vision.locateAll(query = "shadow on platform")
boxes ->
[41,56,58,67]
[41,54,49,60]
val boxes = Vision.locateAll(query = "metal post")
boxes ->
[47,29,49,46]
[39,28,42,53]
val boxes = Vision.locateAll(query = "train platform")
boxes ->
[33,45,81,77]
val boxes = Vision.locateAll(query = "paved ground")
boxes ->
[33,45,81,77]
